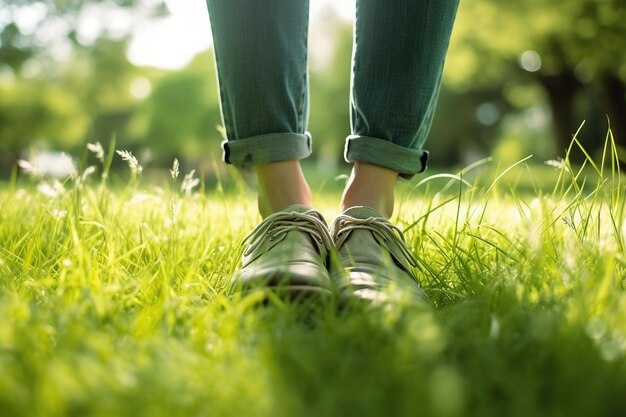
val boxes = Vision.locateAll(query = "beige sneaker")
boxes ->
[329,206,427,305]
[230,204,333,300]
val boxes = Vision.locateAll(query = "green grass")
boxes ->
[1,135,625,417]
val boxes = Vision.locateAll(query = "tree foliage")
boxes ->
[446,0,626,158]
[1,0,167,74]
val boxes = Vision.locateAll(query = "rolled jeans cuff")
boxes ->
[222,132,312,167]
[344,135,429,180]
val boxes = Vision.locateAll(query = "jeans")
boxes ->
[206,0,459,179]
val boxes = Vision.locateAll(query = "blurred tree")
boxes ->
[446,0,626,160]
[0,22,33,71]
[308,10,353,167]
[0,79,88,164]
[0,36,152,170]
[0,0,166,72]
[0,0,167,172]
[127,50,222,164]
[63,37,150,146]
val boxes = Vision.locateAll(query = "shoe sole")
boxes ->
[237,285,333,305]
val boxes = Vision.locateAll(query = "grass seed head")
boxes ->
[545,158,566,170]
[116,150,143,175]
[181,169,199,195]
[17,159,43,179]
[61,153,78,180]
[78,166,96,187]
[170,158,180,180]
[37,180,66,198]
[87,142,105,163]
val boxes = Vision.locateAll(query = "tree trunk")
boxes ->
[538,70,583,162]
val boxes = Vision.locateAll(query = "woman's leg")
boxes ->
[332,0,460,304]
[341,0,460,217]
[206,0,312,217]
[207,1,333,300]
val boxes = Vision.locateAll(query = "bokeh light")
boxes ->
[519,50,542,72]
[476,102,501,126]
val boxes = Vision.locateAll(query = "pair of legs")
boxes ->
[257,160,396,218]
[206,0,459,217]
[207,0,459,302]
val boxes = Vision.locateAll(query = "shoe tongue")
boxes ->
[342,206,383,219]
[336,206,416,272]
[281,204,317,214]
[279,204,326,223]
[330,206,383,238]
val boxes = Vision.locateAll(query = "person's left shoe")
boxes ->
[329,206,427,305]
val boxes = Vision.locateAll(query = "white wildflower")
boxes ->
[62,153,78,180]
[87,142,105,162]
[116,150,143,174]
[37,183,56,198]
[181,169,199,195]
[170,158,180,180]
[80,166,96,184]
[17,159,43,178]
[37,180,66,198]
[545,158,565,170]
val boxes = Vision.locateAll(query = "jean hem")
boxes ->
[222,132,312,167]
[344,135,429,180]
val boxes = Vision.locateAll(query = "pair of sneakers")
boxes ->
[230,204,426,305]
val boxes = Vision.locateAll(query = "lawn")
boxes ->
[0,140,625,417]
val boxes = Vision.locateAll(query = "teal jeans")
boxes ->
[206,0,459,178]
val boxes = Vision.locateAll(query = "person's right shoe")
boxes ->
[329,206,427,305]
[229,204,333,301]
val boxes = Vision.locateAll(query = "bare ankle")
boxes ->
[255,160,312,217]
[340,161,397,218]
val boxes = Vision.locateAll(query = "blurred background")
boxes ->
[1,0,625,182]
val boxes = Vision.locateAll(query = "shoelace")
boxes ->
[333,214,418,268]
[243,209,333,257]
